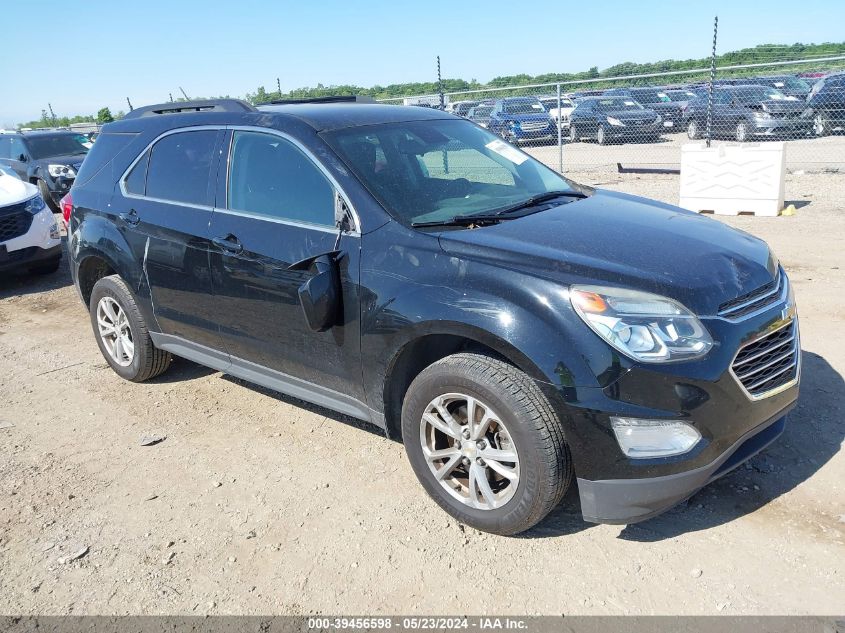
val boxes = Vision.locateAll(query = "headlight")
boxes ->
[654,114,662,123]
[570,285,713,363]
[24,195,47,215]
[754,111,774,120]
[48,164,76,178]
[508,120,521,129]
[606,116,624,126]
[611,417,701,458]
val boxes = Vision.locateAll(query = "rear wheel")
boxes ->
[401,353,572,536]
[569,124,579,143]
[89,275,171,382]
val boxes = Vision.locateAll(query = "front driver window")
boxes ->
[227,131,335,227]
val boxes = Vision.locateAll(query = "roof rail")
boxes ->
[123,99,257,120]
[266,95,377,105]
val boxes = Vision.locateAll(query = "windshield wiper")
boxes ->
[411,214,508,228]
[490,190,587,217]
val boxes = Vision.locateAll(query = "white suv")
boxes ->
[0,167,61,275]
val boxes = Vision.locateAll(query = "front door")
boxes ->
[117,127,224,350]
[208,129,365,410]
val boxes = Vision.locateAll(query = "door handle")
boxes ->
[119,209,140,226]
[212,234,244,255]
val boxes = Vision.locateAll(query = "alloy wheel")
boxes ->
[736,121,748,142]
[96,296,134,367]
[813,113,827,136]
[419,393,520,511]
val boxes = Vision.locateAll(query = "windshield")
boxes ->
[502,100,545,114]
[26,134,90,159]
[733,86,789,103]
[666,91,696,102]
[631,90,671,103]
[594,98,644,111]
[324,119,576,226]
[769,77,810,91]
[472,106,493,118]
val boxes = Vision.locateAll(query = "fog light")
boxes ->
[610,417,701,458]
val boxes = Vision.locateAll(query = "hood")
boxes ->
[649,102,683,113]
[600,108,659,122]
[33,153,86,171]
[0,173,38,206]
[437,189,776,316]
[758,100,805,115]
[507,112,552,122]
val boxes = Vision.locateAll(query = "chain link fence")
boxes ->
[379,57,845,200]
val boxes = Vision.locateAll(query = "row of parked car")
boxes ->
[443,70,845,145]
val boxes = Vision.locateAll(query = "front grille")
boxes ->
[718,270,784,319]
[0,202,33,242]
[521,121,550,132]
[732,321,799,398]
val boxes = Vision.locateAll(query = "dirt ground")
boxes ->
[1,172,843,616]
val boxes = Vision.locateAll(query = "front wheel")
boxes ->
[89,275,172,382]
[687,119,700,140]
[735,120,749,142]
[569,124,579,143]
[401,353,572,535]
[813,112,829,136]
[596,124,607,145]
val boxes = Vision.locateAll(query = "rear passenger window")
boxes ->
[227,131,334,227]
[145,130,217,206]
[123,149,148,195]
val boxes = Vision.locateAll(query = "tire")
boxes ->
[37,180,60,214]
[569,124,579,143]
[813,112,829,137]
[89,274,171,382]
[401,353,572,536]
[687,119,700,140]
[596,124,607,145]
[29,257,61,275]
[735,120,749,142]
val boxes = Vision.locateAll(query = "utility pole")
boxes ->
[179,86,190,100]
[169,93,174,103]
[705,15,718,148]
[126,97,134,112]
[277,77,282,98]
[47,103,57,126]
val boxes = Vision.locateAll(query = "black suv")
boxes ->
[68,98,800,535]
[0,130,90,212]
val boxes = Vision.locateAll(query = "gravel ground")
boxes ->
[0,171,843,616]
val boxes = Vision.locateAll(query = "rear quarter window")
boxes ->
[74,133,138,186]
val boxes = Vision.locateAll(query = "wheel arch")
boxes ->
[380,323,549,441]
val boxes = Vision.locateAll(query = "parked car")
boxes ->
[664,89,702,120]
[467,103,494,128]
[568,97,662,144]
[447,100,480,118]
[0,167,62,275]
[603,87,684,130]
[747,75,812,100]
[806,72,845,135]
[68,98,799,535]
[683,85,812,141]
[487,97,556,144]
[539,95,577,130]
[0,130,90,212]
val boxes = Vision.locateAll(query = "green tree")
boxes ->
[96,107,114,124]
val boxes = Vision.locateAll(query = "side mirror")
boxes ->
[288,251,343,332]
[18,154,27,163]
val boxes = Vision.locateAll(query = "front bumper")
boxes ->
[0,243,62,272]
[606,123,662,138]
[750,118,813,136]
[578,408,790,524]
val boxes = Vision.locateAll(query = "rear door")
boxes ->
[117,127,225,351]
[207,128,366,411]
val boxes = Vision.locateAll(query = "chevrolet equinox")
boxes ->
[66,98,800,535]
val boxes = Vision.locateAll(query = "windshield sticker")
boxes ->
[485,139,528,165]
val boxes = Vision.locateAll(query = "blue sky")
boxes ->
[2,0,843,125]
